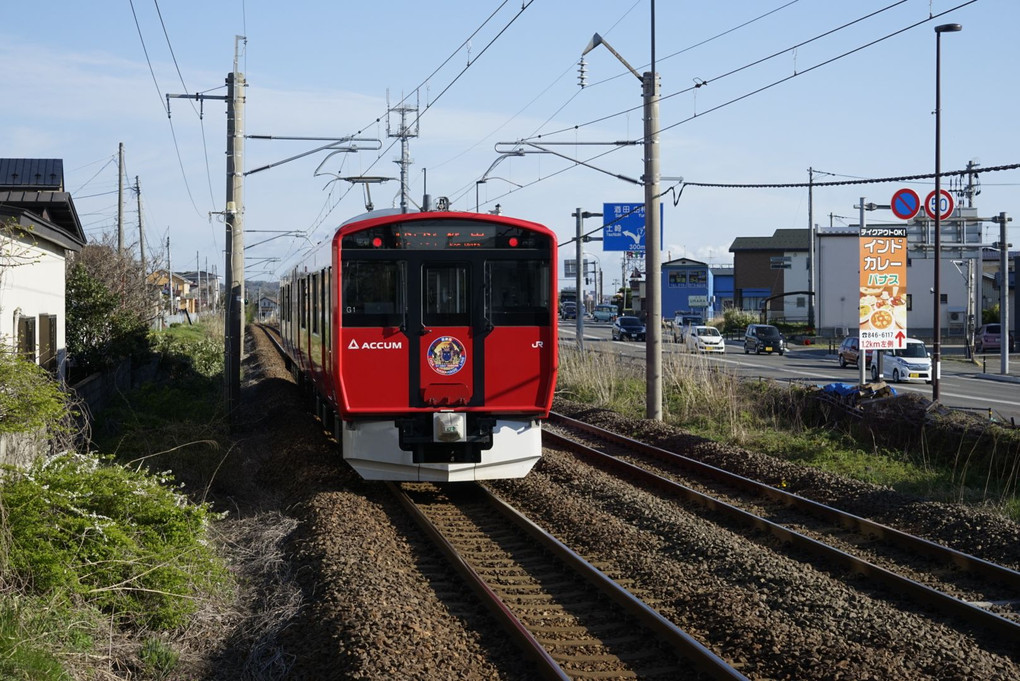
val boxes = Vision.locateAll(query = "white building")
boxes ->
[816,222,977,341]
[0,159,87,382]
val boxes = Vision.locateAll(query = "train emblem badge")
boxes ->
[427,336,466,376]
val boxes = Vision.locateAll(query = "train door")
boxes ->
[415,261,476,407]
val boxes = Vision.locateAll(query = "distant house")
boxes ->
[257,295,278,322]
[177,270,220,314]
[146,269,195,315]
[0,159,87,381]
[729,228,810,322]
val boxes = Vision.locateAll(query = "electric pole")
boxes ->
[167,36,246,417]
[387,91,419,213]
[135,176,145,273]
[117,142,124,254]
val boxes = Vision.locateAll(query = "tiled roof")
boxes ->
[0,159,64,190]
[729,228,809,252]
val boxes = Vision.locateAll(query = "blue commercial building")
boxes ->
[662,258,712,322]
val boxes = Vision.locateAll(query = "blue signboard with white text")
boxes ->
[602,202,664,252]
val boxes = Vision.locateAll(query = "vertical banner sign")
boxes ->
[859,226,908,350]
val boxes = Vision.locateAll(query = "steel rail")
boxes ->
[389,481,748,681]
[544,419,1020,642]
[549,412,1020,590]
[386,482,570,681]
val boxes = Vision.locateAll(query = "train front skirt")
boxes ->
[341,416,543,482]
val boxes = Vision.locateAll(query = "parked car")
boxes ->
[612,315,646,341]
[743,324,785,355]
[871,338,932,384]
[837,336,861,368]
[975,323,1015,353]
[592,304,617,322]
[560,301,577,320]
[685,325,725,353]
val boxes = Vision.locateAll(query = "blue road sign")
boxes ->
[602,202,664,252]
[890,188,920,220]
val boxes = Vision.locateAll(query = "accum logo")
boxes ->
[348,339,403,350]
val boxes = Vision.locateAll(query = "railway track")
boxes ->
[389,481,748,681]
[545,412,1020,645]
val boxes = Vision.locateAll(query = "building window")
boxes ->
[17,315,36,362]
[38,314,57,373]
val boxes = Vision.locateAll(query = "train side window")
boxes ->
[311,273,320,334]
[342,260,405,327]
[323,267,331,348]
[485,260,551,326]
[299,279,308,330]
[423,264,469,327]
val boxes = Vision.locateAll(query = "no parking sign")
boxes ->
[890,188,920,220]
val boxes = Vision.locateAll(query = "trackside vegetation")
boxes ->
[556,346,1020,522]
[0,320,231,680]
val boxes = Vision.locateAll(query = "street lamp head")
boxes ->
[935,23,962,33]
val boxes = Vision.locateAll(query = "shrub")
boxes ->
[1,452,225,629]
[0,349,71,436]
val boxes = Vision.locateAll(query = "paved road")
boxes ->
[560,320,1020,426]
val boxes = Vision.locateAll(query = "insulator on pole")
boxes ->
[578,58,587,88]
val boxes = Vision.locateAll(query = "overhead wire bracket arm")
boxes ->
[244,138,382,176]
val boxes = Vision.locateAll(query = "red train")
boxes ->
[279,209,559,481]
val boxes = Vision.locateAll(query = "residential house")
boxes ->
[0,159,86,381]
[729,228,810,323]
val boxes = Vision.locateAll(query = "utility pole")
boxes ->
[581,7,663,420]
[225,52,246,415]
[807,167,816,330]
[166,36,246,417]
[387,91,419,213]
[117,142,125,254]
[135,176,145,273]
[571,209,603,350]
[993,212,1012,375]
[166,234,174,319]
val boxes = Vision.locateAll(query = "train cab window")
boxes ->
[485,260,551,326]
[424,264,469,326]
[342,260,405,327]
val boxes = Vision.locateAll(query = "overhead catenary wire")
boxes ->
[472,0,983,213]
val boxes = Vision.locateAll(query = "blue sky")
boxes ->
[1,0,1015,290]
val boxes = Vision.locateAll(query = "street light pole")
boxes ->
[932,22,961,403]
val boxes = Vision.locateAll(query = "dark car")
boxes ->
[743,324,785,355]
[975,323,1015,353]
[560,302,577,320]
[612,315,646,341]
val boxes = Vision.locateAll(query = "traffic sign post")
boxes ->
[924,189,954,220]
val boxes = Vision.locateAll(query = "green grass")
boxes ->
[556,346,1020,521]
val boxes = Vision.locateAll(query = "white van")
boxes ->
[870,338,932,384]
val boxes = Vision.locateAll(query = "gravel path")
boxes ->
[191,329,1019,680]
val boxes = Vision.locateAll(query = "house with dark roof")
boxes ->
[729,228,810,322]
[0,159,87,381]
